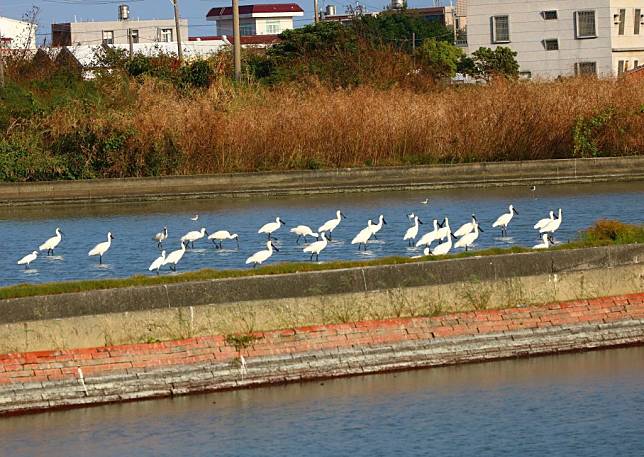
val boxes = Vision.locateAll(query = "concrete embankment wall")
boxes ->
[1,293,643,415]
[1,244,642,353]
[1,156,642,205]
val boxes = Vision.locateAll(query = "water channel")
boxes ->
[1,347,642,456]
[0,182,642,286]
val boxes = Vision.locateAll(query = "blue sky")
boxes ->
[1,1,450,45]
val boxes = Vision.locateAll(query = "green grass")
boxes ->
[1,220,641,301]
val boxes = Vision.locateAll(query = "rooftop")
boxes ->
[206,3,304,19]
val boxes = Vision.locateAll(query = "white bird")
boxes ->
[246,240,279,267]
[540,208,563,238]
[208,230,239,249]
[153,226,168,248]
[164,242,186,271]
[258,217,286,240]
[534,211,554,230]
[436,217,452,241]
[318,210,346,240]
[421,198,429,205]
[191,214,199,221]
[370,214,387,239]
[351,220,374,251]
[432,232,455,256]
[411,247,430,259]
[290,225,318,244]
[88,232,114,264]
[407,212,416,220]
[455,221,483,252]
[17,251,38,269]
[533,233,554,250]
[416,219,443,248]
[403,216,424,246]
[303,232,328,261]
[39,227,63,256]
[148,250,166,275]
[454,215,478,238]
[492,205,518,237]
[181,228,208,248]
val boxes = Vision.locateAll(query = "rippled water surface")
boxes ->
[0,182,642,285]
[1,347,643,456]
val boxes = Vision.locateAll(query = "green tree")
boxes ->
[462,46,520,80]
[416,38,463,79]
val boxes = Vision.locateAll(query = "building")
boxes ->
[465,0,644,78]
[206,3,304,36]
[51,5,188,47]
[0,15,37,49]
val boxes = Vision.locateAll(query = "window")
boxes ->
[491,15,510,43]
[265,20,280,34]
[617,9,626,35]
[102,30,114,45]
[575,61,597,76]
[575,10,597,38]
[618,60,626,76]
[239,24,253,35]
[635,59,640,68]
[130,29,139,44]
[542,10,558,20]
[543,38,559,51]
[160,28,173,42]
[636,9,641,35]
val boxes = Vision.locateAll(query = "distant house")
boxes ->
[206,3,304,36]
[0,15,37,49]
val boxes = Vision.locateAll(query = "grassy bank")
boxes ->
[1,220,641,301]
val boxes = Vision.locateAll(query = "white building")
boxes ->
[466,0,644,78]
[206,3,304,36]
[0,16,37,49]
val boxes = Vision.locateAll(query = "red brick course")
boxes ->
[1,293,642,384]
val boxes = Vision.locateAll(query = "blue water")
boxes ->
[1,347,642,456]
[0,182,642,286]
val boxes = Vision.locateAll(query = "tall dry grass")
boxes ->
[16,76,644,178]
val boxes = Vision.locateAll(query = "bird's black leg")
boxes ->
[316,254,319,262]
[310,253,314,261]
[99,255,102,265]
[296,235,301,245]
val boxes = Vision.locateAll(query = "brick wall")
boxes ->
[1,293,643,415]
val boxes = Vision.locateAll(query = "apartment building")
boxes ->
[466,0,644,78]
[0,15,37,49]
[206,3,303,36]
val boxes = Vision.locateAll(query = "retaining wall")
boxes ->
[1,156,642,205]
[1,293,643,415]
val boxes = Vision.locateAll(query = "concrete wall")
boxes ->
[0,16,37,49]
[1,293,642,415]
[52,19,189,46]
[1,156,642,206]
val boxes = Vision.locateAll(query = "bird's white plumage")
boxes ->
[154,227,168,244]
[411,247,430,259]
[432,233,453,256]
[208,230,238,242]
[290,225,318,239]
[416,220,442,247]
[88,232,113,258]
[403,216,422,242]
[351,220,374,246]
[454,216,477,238]
[181,228,208,244]
[540,208,563,234]
[39,227,63,252]
[318,210,344,234]
[436,218,452,241]
[18,251,38,267]
[258,217,284,237]
[246,241,276,266]
[493,205,517,229]
[370,215,386,236]
[303,232,328,259]
[455,222,480,250]
[164,243,186,268]
[533,233,552,250]
[148,250,166,272]
[534,211,554,230]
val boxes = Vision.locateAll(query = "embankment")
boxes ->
[1,156,643,205]
[1,293,643,415]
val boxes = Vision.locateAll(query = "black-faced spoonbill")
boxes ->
[540,208,562,240]
[416,219,443,248]
[246,241,279,267]
[290,225,318,245]
[436,217,452,241]
[181,228,208,248]
[208,230,239,249]
[39,227,63,256]
[351,220,374,251]
[534,211,554,231]
[454,215,478,238]
[454,221,483,251]
[148,250,166,275]
[533,233,554,250]
[318,210,346,241]
[164,242,186,271]
[431,232,456,256]
[17,251,38,269]
[492,205,518,237]
[258,217,286,240]
[153,226,168,248]
[403,216,423,246]
[191,214,199,221]
[303,232,328,261]
[88,232,114,264]
[370,215,387,240]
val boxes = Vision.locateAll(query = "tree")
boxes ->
[416,38,463,79]
[460,46,519,80]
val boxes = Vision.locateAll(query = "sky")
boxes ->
[1,0,450,45]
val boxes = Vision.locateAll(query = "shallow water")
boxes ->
[0,182,642,286]
[1,347,643,456]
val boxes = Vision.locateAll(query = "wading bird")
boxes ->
[17,251,38,269]
[153,226,168,248]
[454,215,478,238]
[318,210,346,241]
[303,232,328,261]
[258,217,286,240]
[148,250,166,275]
[191,214,199,221]
[432,232,456,256]
[534,211,554,231]
[421,198,429,205]
[164,242,186,271]
[455,221,483,252]
[39,227,63,256]
[352,220,374,251]
[403,216,423,246]
[436,217,452,241]
[181,228,208,248]
[533,233,554,250]
[540,208,563,240]
[246,240,278,267]
[290,225,318,244]
[416,219,443,248]
[370,215,387,240]
[492,205,518,237]
[88,232,114,264]
[208,230,239,249]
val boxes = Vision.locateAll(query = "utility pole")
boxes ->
[0,34,5,89]
[314,0,320,23]
[232,0,242,80]
[172,0,184,61]
[128,28,134,59]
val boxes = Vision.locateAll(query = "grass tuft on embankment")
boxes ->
[0,220,641,300]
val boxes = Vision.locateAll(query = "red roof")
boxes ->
[189,35,280,45]
[207,3,303,18]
